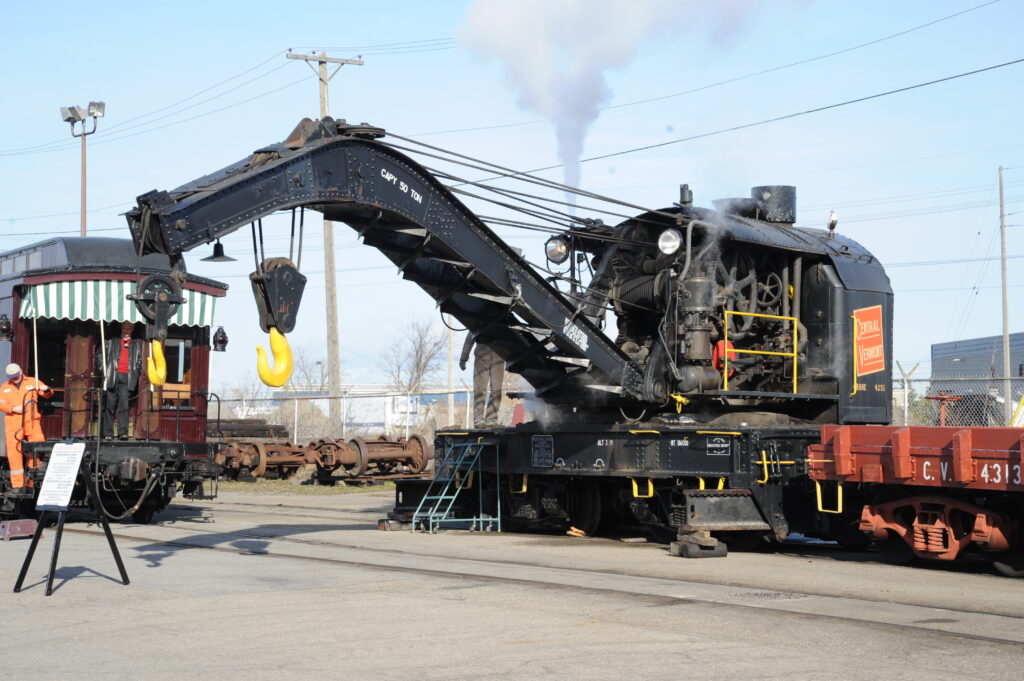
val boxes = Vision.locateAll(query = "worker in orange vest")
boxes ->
[1,363,52,491]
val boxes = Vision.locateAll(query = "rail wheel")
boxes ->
[131,505,156,525]
[993,549,1024,578]
[407,433,429,474]
[565,479,603,537]
[346,438,369,477]
[251,442,269,478]
[876,533,915,565]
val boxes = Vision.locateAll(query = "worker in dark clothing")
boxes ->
[100,321,144,439]
[460,335,505,426]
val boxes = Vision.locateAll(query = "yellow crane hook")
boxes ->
[147,339,167,387]
[256,327,293,387]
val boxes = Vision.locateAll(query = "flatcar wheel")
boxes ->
[565,480,602,537]
[876,535,915,565]
[992,549,1024,578]
[131,505,156,525]
[407,434,429,474]
[346,438,369,477]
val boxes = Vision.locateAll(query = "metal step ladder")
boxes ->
[411,441,501,533]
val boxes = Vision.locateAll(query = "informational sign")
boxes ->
[531,435,554,468]
[35,442,86,510]
[853,305,886,376]
[705,436,731,456]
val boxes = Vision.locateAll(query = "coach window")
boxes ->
[160,331,194,408]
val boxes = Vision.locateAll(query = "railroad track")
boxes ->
[64,499,1024,647]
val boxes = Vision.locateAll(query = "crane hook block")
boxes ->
[250,258,306,334]
[256,327,293,387]
[148,339,167,387]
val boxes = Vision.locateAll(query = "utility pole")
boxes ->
[287,51,364,423]
[999,165,1012,425]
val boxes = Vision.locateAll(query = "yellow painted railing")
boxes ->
[723,310,798,394]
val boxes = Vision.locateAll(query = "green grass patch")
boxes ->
[216,478,396,495]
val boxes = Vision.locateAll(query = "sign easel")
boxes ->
[13,442,129,596]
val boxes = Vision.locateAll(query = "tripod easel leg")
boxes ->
[13,511,47,593]
[99,513,129,585]
[45,510,66,596]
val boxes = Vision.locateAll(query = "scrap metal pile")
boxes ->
[208,419,432,483]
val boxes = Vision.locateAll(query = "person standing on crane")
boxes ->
[0,363,52,492]
[460,335,505,427]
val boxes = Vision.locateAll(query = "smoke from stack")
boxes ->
[460,0,754,197]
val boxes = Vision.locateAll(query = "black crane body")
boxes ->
[126,117,895,553]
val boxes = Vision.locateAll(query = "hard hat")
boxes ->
[5,363,21,378]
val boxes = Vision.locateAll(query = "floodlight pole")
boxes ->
[69,117,98,237]
[287,51,364,424]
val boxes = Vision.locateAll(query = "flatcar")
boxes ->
[0,237,227,524]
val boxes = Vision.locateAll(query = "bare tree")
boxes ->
[221,373,271,419]
[379,318,446,393]
[291,346,329,393]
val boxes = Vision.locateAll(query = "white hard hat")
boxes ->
[5,363,21,378]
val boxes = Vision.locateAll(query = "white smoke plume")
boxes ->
[460,0,755,193]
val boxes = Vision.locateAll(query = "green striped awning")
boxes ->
[19,280,217,327]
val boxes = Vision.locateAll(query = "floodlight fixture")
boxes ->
[201,239,236,262]
[60,106,83,123]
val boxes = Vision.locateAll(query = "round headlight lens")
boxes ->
[545,236,570,264]
[657,228,682,255]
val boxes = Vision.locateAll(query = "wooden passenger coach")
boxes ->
[0,237,226,445]
[0,237,228,523]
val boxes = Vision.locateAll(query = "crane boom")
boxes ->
[127,117,643,405]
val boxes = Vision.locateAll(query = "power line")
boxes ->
[575,58,1024,168]
[1,202,132,222]
[291,38,454,51]
[449,57,1024,186]
[412,0,1001,138]
[0,76,309,158]
[885,253,1024,268]
[0,50,290,156]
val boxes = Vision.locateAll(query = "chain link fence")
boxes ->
[893,376,1024,427]
[211,388,527,444]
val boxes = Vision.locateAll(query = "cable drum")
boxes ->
[612,276,656,313]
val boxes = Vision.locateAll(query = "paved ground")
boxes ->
[1,490,1022,680]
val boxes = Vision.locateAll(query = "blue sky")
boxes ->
[2,0,1023,392]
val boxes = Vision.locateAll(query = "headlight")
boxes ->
[657,228,682,255]
[545,236,570,264]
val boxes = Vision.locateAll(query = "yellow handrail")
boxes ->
[510,474,528,494]
[850,313,858,397]
[631,478,654,498]
[723,310,798,394]
[1013,394,1024,427]
[698,477,725,490]
[753,449,798,484]
[814,479,843,514]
